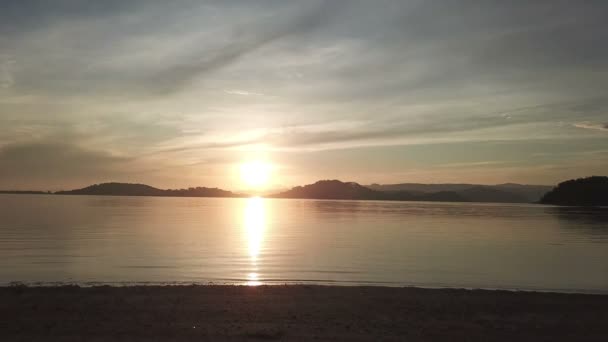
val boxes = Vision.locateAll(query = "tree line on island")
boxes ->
[55,183,235,198]
[272,180,549,203]
[539,176,608,206]
[1,176,606,206]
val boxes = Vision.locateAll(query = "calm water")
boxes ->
[1,194,607,292]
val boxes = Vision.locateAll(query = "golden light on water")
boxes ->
[247,272,261,286]
[242,196,267,286]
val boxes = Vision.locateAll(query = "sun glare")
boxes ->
[240,161,272,189]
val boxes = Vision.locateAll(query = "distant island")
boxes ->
[540,176,608,206]
[367,183,551,203]
[56,183,239,198]
[272,180,385,200]
[3,177,606,205]
[271,180,547,203]
[0,190,50,195]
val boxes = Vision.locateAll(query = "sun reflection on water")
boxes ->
[243,197,266,285]
[247,272,261,286]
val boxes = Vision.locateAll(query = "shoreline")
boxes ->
[4,281,608,296]
[1,191,544,205]
[2,285,607,341]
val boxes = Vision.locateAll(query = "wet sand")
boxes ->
[1,285,607,341]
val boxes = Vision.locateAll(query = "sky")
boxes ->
[1,0,607,191]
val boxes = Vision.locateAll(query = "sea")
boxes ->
[1,194,607,293]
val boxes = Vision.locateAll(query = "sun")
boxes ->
[240,161,272,189]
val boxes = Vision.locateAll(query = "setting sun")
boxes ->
[240,161,272,189]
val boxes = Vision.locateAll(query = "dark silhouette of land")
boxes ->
[5,177,606,205]
[2,285,607,341]
[272,180,540,203]
[1,180,552,203]
[0,190,50,195]
[55,182,239,198]
[541,176,608,206]
[272,180,385,200]
[369,183,552,202]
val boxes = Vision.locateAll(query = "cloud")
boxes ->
[4,0,342,96]
[146,99,608,155]
[140,1,342,94]
[0,55,16,89]
[437,161,510,168]
[0,141,132,189]
[224,90,265,96]
[2,1,608,187]
[573,122,608,132]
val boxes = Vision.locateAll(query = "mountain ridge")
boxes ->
[368,182,551,202]
[55,182,238,198]
[2,180,558,204]
[272,180,537,203]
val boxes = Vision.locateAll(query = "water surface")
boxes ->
[1,194,607,292]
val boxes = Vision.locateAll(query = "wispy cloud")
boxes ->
[0,140,131,189]
[573,122,608,132]
[0,55,16,89]
[438,161,510,168]
[224,90,265,96]
[1,0,608,187]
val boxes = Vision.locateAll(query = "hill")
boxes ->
[494,183,554,202]
[271,180,531,203]
[458,186,527,203]
[56,182,237,198]
[272,180,384,200]
[368,183,551,202]
[540,176,608,206]
[4,180,553,203]
[0,190,50,195]
[413,191,466,202]
[56,183,164,196]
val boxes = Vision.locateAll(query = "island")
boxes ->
[0,180,556,203]
[55,182,239,198]
[271,179,544,203]
[540,176,608,206]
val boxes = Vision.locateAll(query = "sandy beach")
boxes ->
[1,285,607,341]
